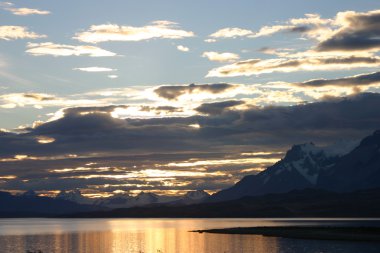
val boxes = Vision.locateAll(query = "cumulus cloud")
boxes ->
[73,67,117,72]
[0,26,46,40]
[208,9,380,51]
[74,21,195,43]
[154,83,238,100]
[208,14,333,40]
[26,42,117,57]
[317,10,380,52]
[202,51,240,62]
[177,45,189,52]
[207,56,380,77]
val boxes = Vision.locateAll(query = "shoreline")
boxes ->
[192,226,380,242]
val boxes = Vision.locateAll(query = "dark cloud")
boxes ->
[22,93,55,101]
[317,10,380,52]
[296,71,380,87]
[289,25,314,33]
[195,100,245,115]
[63,105,129,115]
[1,93,380,193]
[140,105,182,113]
[154,83,236,100]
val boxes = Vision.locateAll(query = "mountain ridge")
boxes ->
[209,131,377,202]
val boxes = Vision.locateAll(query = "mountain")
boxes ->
[58,190,209,209]
[93,191,181,209]
[169,190,210,205]
[318,130,380,191]
[209,142,349,202]
[56,189,93,205]
[184,190,210,201]
[61,188,380,218]
[210,130,380,202]
[0,191,100,217]
[93,194,131,209]
[21,189,38,198]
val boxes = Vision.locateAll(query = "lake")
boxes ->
[0,218,379,253]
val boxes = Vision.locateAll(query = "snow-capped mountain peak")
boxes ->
[183,190,210,200]
[135,192,159,205]
[56,189,93,204]
[210,140,357,202]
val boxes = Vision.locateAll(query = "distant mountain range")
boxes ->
[0,189,211,217]
[56,189,210,209]
[1,130,380,218]
[61,188,380,218]
[0,190,99,218]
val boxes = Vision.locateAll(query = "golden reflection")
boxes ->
[0,219,280,253]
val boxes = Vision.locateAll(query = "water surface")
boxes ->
[0,218,379,253]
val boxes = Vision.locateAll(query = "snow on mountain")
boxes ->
[209,140,358,202]
[56,190,210,209]
[93,193,132,209]
[318,130,380,191]
[56,189,93,205]
[92,191,182,209]
[184,190,210,200]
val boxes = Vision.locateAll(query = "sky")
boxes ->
[1,0,380,197]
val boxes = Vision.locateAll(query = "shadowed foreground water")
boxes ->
[0,218,379,253]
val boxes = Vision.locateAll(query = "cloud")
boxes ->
[0,92,109,109]
[258,47,296,57]
[154,83,238,100]
[295,71,380,87]
[202,51,240,62]
[209,27,254,38]
[195,100,245,115]
[5,7,50,15]
[208,10,380,50]
[0,26,46,40]
[108,75,118,79]
[208,14,333,40]
[207,56,380,77]
[177,45,189,52]
[0,93,379,194]
[1,2,50,15]
[204,38,216,43]
[205,10,380,79]
[26,42,117,57]
[74,21,195,43]
[317,10,380,52]
[73,67,117,72]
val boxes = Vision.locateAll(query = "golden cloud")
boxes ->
[0,26,46,40]
[74,21,195,43]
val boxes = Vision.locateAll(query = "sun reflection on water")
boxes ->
[0,219,280,253]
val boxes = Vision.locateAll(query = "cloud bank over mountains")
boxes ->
[1,93,379,196]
